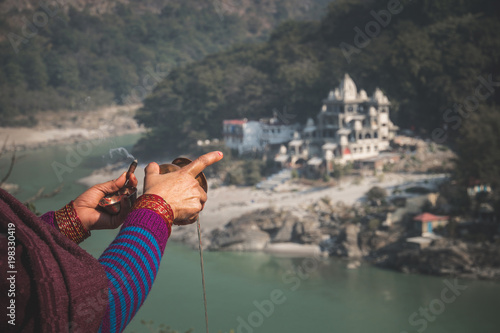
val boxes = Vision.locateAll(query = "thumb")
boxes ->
[145,162,160,176]
[95,172,126,195]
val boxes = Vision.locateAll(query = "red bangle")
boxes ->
[132,194,174,234]
[55,201,91,244]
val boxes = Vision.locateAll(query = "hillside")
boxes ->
[135,0,500,153]
[0,0,331,125]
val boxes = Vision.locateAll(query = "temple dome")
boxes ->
[373,88,389,104]
[358,89,368,100]
[339,73,357,101]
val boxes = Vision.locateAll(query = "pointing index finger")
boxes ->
[184,151,223,177]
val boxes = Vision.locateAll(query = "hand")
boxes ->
[143,151,223,224]
[73,172,138,231]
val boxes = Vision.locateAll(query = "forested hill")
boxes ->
[0,0,331,125]
[135,0,500,159]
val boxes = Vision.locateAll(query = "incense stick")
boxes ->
[124,159,138,187]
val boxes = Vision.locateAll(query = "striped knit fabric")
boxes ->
[98,208,170,332]
[40,206,171,333]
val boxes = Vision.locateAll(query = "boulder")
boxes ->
[343,224,362,258]
[272,220,295,243]
[209,225,270,251]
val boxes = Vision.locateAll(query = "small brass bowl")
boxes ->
[98,186,137,215]
[159,157,208,225]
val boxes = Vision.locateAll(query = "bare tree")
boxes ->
[0,137,16,187]
[1,137,62,206]
[25,185,63,204]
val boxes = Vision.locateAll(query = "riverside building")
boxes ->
[223,74,398,172]
[288,74,398,171]
[222,113,298,155]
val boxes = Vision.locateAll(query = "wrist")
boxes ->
[72,204,93,231]
[132,194,175,233]
[55,201,91,244]
[143,191,178,220]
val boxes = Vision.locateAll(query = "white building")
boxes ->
[260,116,296,146]
[223,119,262,155]
[223,115,298,155]
[292,74,398,167]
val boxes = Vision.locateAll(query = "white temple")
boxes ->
[289,74,398,167]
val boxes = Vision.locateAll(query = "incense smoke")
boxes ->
[108,147,135,163]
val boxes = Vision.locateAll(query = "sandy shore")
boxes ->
[0,104,145,151]
[194,172,445,248]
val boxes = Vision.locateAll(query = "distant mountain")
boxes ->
[0,0,332,125]
[0,0,328,17]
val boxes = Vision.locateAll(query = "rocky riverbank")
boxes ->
[70,159,500,280]
[372,237,500,280]
[207,194,500,281]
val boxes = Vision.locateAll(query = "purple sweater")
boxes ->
[40,208,170,333]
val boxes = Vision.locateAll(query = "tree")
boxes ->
[455,106,500,221]
[0,137,61,214]
[455,106,500,189]
[0,138,16,188]
[22,53,49,90]
[366,186,387,206]
[244,160,263,186]
[226,166,245,186]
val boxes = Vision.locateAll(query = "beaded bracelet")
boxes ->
[132,194,174,235]
[55,201,91,244]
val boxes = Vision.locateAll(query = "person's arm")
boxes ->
[43,152,221,333]
[97,152,222,333]
[38,172,139,243]
[39,202,90,243]
[98,194,173,333]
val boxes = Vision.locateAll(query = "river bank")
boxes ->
[208,196,500,281]
[76,164,500,280]
[0,104,145,152]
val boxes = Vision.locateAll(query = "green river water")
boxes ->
[1,134,499,333]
